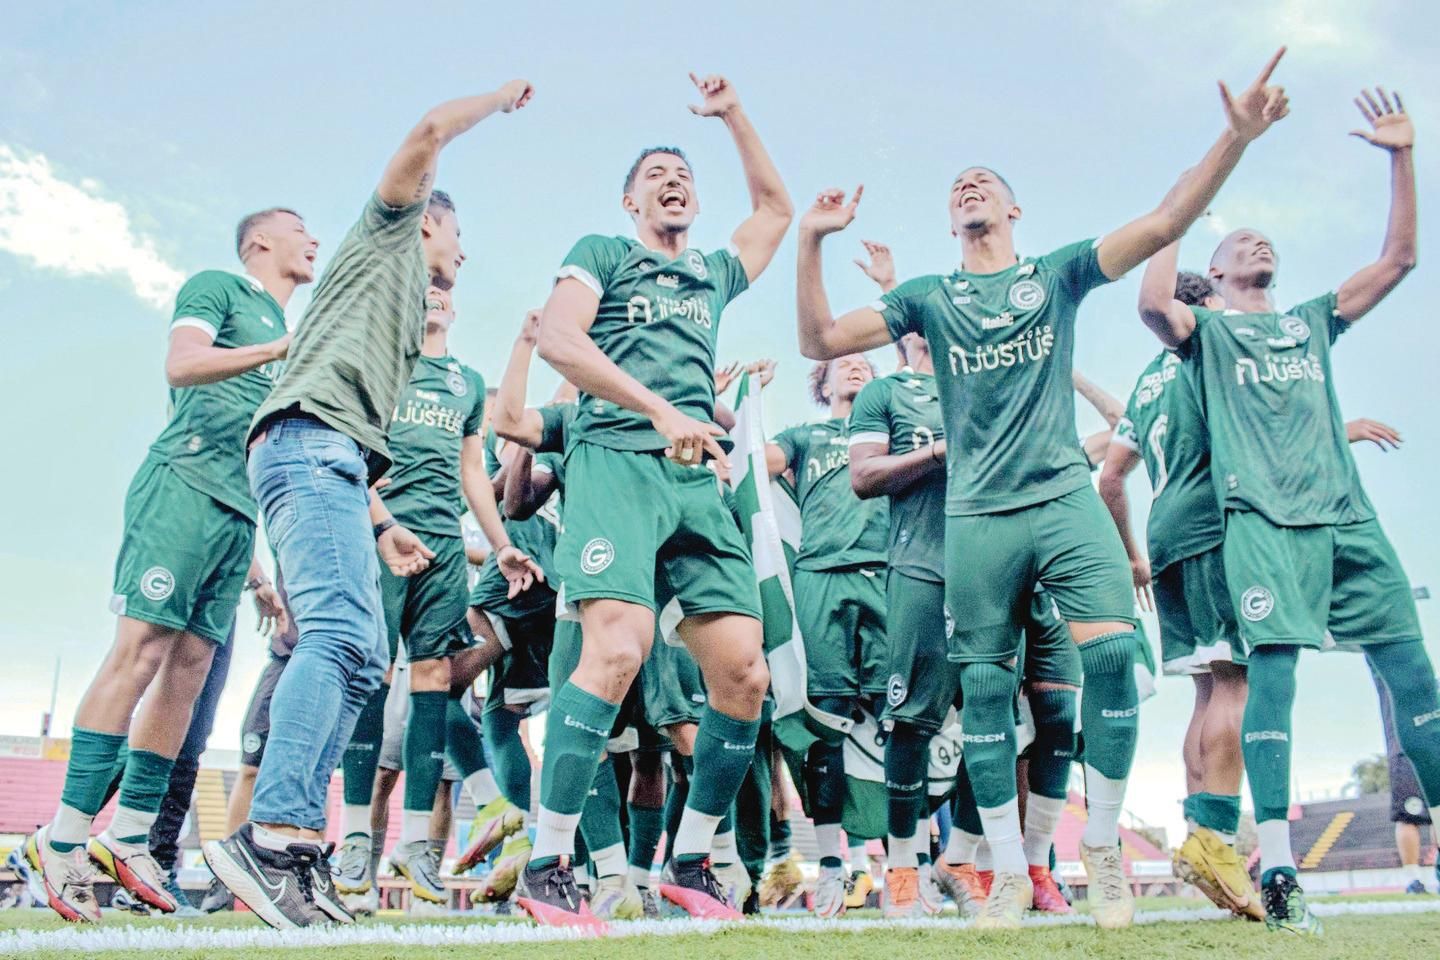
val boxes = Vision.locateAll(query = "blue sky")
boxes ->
[2,0,1436,840]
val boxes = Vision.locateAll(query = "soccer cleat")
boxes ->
[973,870,1033,930]
[845,869,874,909]
[659,857,743,920]
[389,839,446,906]
[455,798,526,873]
[812,863,847,918]
[916,862,945,916]
[200,874,235,913]
[333,835,372,895]
[883,866,920,918]
[758,853,804,907]
[203,824,329,930]
[935,861,986,918]
[1174,828,1263,920]
[32,829,101,923]
[1080,843,1135,929]
[1260,870,1322,935]
[590,874,645,920]
[162,870,203,918]
[8,838,48,907]
[640,886,662,918]
[713,858,752,909]
[473,833,530,903]
[1027,865,1073,914]
[343,886,380,917]
[308,844,355,924]
[109,886,150,915]
[89,831,178,913]
[977,869,995,896]
[515,856,607,932]
[1406,879,1428,895]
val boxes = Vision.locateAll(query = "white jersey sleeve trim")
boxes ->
[171,317,218,340]
[869,299,889,312]
[848,431,891,448]
[1112,418,1140,452]
[555,265,602,298]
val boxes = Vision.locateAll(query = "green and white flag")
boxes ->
[729,372,851,754]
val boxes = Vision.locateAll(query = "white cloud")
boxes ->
[0,145,184,309]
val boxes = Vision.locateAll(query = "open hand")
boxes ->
[253,581,289,637]
[1131,556,1154,613]
[1346,417,1402,450]
[378,525,435,577]
[800,186,864,237]
[688,72,740,118]
[746,358,778,388]
[497,543,545,599]
[1351,87,1412,152]
[854,240,896,291]
[1220,47,1289,143]
[715,361,742,396]
[518,308,542,347]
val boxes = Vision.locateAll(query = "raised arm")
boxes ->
[1335,88,1417,324]
[687,73,793,282]
[849,438,946,500]
[377,80,533,208]
[537,279,728,467]
[462,434,543,597]
[1097,442,1152,611]
[1137,240,1196,349]
[1073,369,1125,428]
[1096,49,1289,281]
[492,310,547,448]
[796,187,898,360]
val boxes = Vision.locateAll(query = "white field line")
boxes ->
[2,900,1438,954]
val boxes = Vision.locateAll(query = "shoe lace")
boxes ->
[291,851,317,901]
[691,859,728,902]
[542,862,582,911]
[64,850,98,906]
[1262,873,1294,920]
[1093,848,1126,900]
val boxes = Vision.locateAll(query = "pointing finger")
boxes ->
[1255,46,1286,86]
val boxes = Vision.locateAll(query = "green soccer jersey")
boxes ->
[1179,292,1374,527]
[150,270,288,521]
[877,240,1112,515]
[377,355,486,538]
[557,235,749,452]
[251,193,429,480]
[772,418,889,572]
[484,429,560,579]
[1112,352,1223,573]
[537,402,579,455]
[847,371,946,582]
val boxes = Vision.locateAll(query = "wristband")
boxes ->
[373,518,397,540]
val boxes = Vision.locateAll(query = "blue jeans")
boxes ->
[247,416,386,830]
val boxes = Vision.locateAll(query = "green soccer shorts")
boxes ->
[881,571,957,733]
[1222,511,1421,651]
[1017,588,1083,687]
[1154,545,1246,674]
[641,630,707,730]
[794,564,888,699]
[944,485,1135,663]
[380,533,473,662]
[110,457,253,646]
[483,606,556,719]
[554,443,761,620]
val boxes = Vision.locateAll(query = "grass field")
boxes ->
[2,896,1439,960]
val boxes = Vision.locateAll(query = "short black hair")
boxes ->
[808,357,879,407]
[427,189,456,223]
[1175,270,1215,307]
[624,147,691,194]
[235,207,301,260]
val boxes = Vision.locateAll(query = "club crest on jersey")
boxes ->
[243,733,262,755]
[580,538,614,575]
[1008,278,1046,311]
[1279,316,1311,342]
[1240,586,1274,622]
[887,674,908,708]
[446,372,467,397]
[140,566,175,602]
[685,250,707,279]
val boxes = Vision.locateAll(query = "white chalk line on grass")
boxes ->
[3,900,1437,954]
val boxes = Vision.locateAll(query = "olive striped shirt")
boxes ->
[250,192,429,480]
